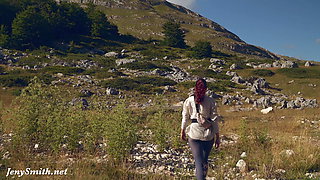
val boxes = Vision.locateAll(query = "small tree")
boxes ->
[162,21,186,48]
[191,41,213,58]
[87,9,119,39]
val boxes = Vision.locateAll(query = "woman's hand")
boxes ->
[215,133,220,148]
[180,129,187,141]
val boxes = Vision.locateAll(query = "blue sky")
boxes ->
[167,0,320,61]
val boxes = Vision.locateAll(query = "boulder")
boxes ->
[253,78,269,88]
[261,107,273,114]
[210,58,225,65]
[106,88,120,95]
[104,52,119,58]
[304,61,313,67]
[236,159,247,173]
[231,76,245,84]
[251,84,265,95]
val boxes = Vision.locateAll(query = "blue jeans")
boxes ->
[188,138,214,180]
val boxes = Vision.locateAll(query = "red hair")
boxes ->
[194,78,207,104]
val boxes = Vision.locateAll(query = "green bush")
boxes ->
[191,41,212,59]
[9,78,137,160]
[83,68,126,79]
[277,68,320,79]
[17,56,50,67]
[120,61,171,71]
[93,57,116,69]
[133,76,177,86]
[189,69,231,80]
[104,102,138,160]
[147,98,182,151]
[101,76,173,94]
[179,80,235,93]
[0,74,32,87]
[101,78,138,91]
[40,66,85,75]
[11,78,88,153]
[252,69,275,77]
[140,46,180,59]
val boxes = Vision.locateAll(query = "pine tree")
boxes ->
[11,7,50,49]
[87,8,119,39]
[162,21,186,48]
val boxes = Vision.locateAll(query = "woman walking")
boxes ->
[181,78,220,180]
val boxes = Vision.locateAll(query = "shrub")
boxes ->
[189,69,231,80]
[84,68,126,79]
[101,76,173,94]
[9,77,137,160]
[147,97,181,151]
[40,66,85,75]
[101,78,138,91]
[252,69,275,77]
[191,41,212,59]
[16,56,50,67]
[104,102,138,160]
[140,46,180,60]
[93,57,116,69]
[0,74,32,87]
[120,61,171,72]
[133,76,177,87]
[10,77,88,153]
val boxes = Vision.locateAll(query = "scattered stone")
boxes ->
[261,107,273,114]
[240,152,247,158]
[34,144,39,149]
[230,64,241,70]
[116,58,137,66]
[236,159,247,173]
[79,89,94,97]
[281,149,295,157]
[231,76,245,84]
[104,52,119,58]
[106,88,120,95]
[304,61,313,67]
[281,61,298,68]
[226,71,238,77]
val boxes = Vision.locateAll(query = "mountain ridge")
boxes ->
[56,0,279,59]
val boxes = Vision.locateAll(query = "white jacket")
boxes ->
[181,95,219,141]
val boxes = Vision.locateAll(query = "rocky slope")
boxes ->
[56,0,279,59]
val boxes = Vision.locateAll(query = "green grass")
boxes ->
[277,67,320,79]
[189,69,231,80]
[251,69,275,77]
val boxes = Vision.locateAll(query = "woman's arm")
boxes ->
[215,133,220,148]
[181,98,190,141]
